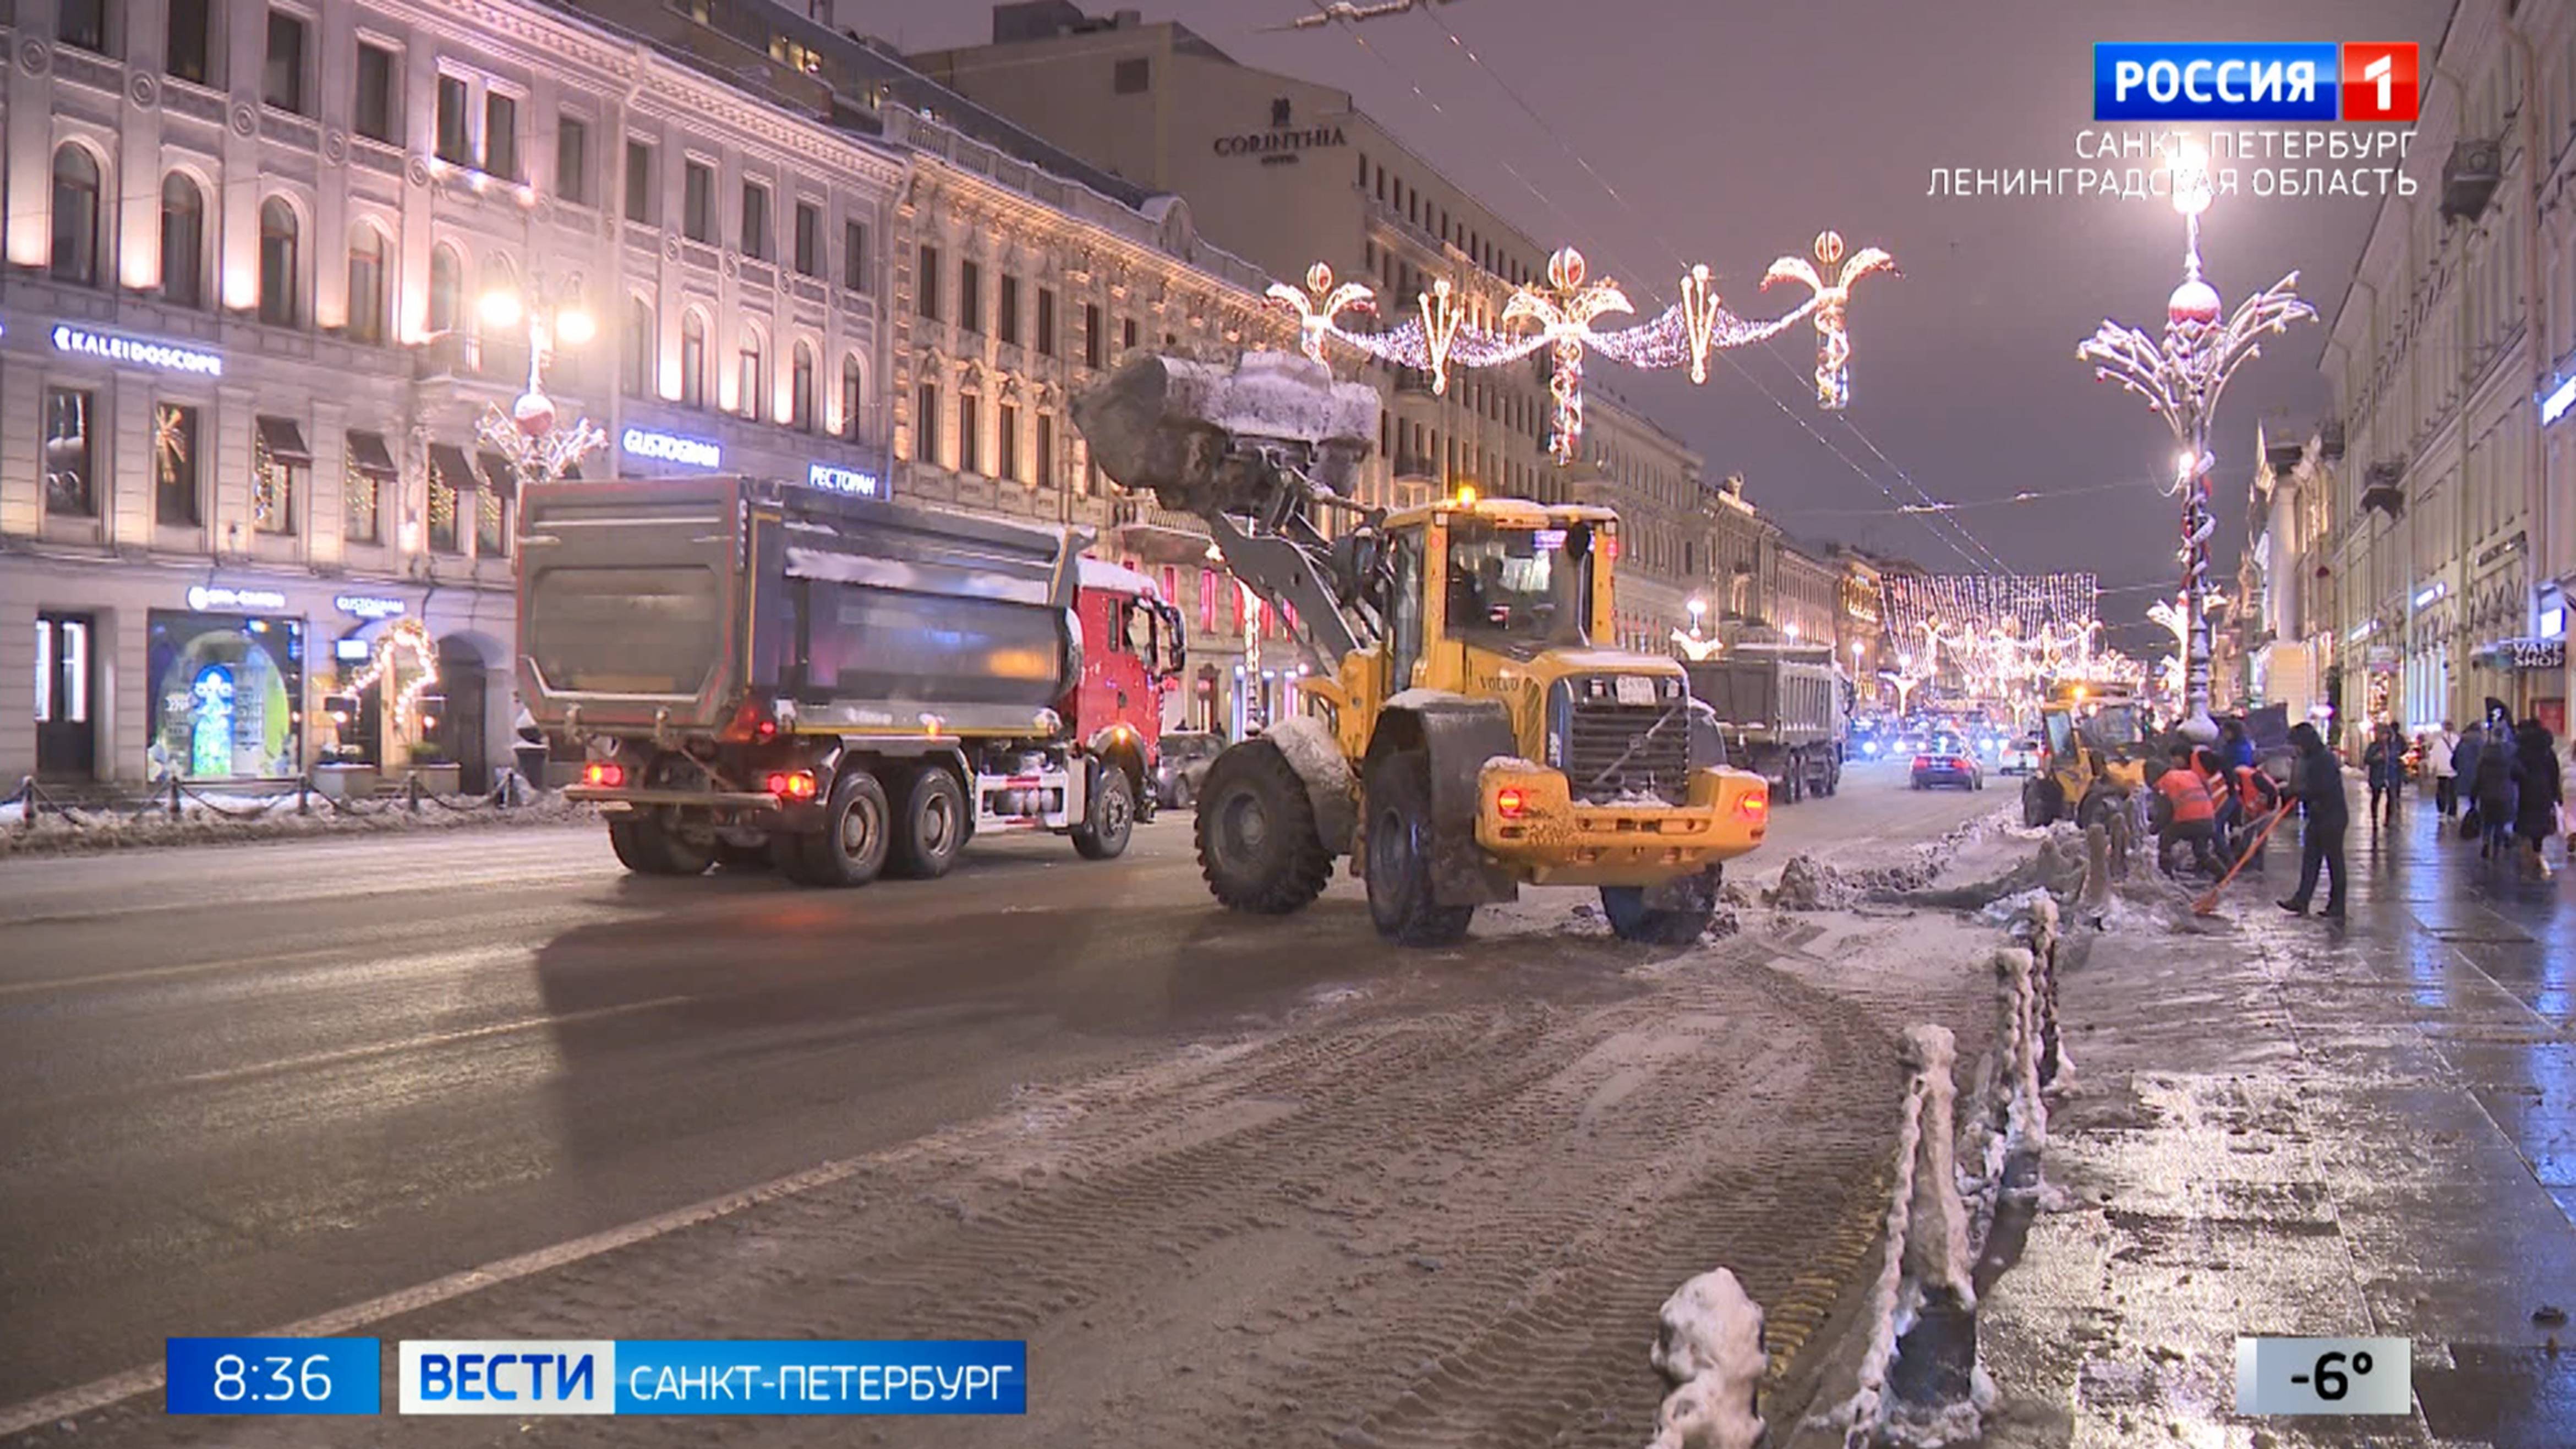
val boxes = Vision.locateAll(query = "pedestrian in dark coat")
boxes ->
[2362,725,2404,828]
[2278,721,2348,921]
[2474,737,2522,861]
[2514,720,2564,878]
[2455,723,2488,836]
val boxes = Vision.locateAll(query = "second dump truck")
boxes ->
[1074,351,1771,946]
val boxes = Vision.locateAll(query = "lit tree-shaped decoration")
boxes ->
[1503,247,1634,462]
[1416,276,1464,395]
[1762,231,1897,409]
[1266,262,1377,365]
[2078,144,2313,741]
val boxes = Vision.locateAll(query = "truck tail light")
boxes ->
[1494,786,1528,819]
[721,696,780,743]
[764,769,819,801]
[581,761,626,789]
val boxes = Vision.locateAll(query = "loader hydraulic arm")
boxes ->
[1073,351,1391,672]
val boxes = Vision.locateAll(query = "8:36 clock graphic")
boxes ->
[166,1338,380,1415]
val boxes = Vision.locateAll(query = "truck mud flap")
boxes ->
[1404,699,1521,909]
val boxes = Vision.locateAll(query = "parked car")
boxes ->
[1152,730,1226,808]
[1998,736,2043,776]
[1911,735,1986,791]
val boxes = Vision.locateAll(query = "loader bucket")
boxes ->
[1071,351,1381,516]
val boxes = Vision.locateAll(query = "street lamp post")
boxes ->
[2079,141,2314,742]
[473,274,608,493]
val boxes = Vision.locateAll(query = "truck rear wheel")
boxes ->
[1600,868,1720,945]
[1361,754,1473,947]
[887,765,967,879]
[1071,764,1135,860]
[1195,739,1332,914]
[785,769,890,888]
[607,813,714,877]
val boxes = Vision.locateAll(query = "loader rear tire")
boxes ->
[1196,739,1333,915]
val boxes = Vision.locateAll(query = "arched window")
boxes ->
[51,146,102,286]
[427,245,462,334]
[346,225,389,344]
[160,174,205,308]
[790,342,816,431]
[680,312,708,407]
[840,354,865,441]
[622,296,654,397]
[737,329,764,419]
[257,198,300,327]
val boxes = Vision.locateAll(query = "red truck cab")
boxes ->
[1071,558,1183,804]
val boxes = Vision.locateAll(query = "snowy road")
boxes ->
[0,759,2005,1444]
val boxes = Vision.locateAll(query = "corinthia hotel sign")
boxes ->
[1213,98,1348,163]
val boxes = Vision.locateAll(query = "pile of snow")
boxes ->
[0,791,598,859]
[1264,714,1357,851]
[1647,1268,1768,1449]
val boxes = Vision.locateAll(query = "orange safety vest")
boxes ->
[2232,764,2272,809]
[2156,766,2218,824]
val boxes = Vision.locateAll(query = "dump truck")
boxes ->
[516,476,1182,884]
[1682,646,1848,802]
[2020,681,2150,829]
[1073,351,1771,946]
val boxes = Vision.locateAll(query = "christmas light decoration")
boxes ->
[1506,247,1632,462]
[1761,231,1897,410]
[473,273,609,493]
[2078,155,2313,740]
[1266,263,1378,365]
[1416,276,1464,396]
[347,617,440,725]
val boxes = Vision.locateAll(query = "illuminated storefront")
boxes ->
[147,604,306,780]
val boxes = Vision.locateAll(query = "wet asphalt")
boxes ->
[0,763,2000,1419]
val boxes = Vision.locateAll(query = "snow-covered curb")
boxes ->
[0,794,600,859]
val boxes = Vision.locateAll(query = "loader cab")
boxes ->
[1374,496,1617,694]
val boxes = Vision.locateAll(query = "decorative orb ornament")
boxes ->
[2167,277,2222,325]
[1547,245,1587,291]
[1304,261,1335,294]
[1814,230,1847,269]
[512,391,556,437]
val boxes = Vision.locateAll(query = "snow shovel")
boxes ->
[2194,802,2293,916]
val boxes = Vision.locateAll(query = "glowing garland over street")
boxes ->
[1273,234,1889,462]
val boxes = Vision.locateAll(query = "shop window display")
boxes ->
[148,611,304,779]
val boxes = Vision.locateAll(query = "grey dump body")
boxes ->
[516,476,1079,741]
[1684,650,1847,799]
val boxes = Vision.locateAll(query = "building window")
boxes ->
[917,245,940,319]
[50,147,101,288]
[152,404,201,527]
[770,35,822,74]
[251,417,307,535]
[1084,303,1102,368]
[791,342,816,431]
[59,0,108,53]
[682,160,715,243]
[844,220,869,292]
[916,382,940,466]
[1113,57,1149,94]
[737,331,764,418]
[344,430,395,544]
[258,198,300,327]
[959,260,982,332]
[167,0,212,84]
[346,225,388,344]
[428,244,462,334]
[741,180,770,258]
[840,354,865,441]
[264,9,307,114]
[556,115,590,205]
[958,394,981,474]
[484,91,519,179]
[998,402,1020,482]
[623,296,653,396]
[998,275,1021,345]
[624,139,655,223]
[427,449,463,553]
[1036,288,1057,357]
[793,201,822,276]
[435,74,471,164]
[1122,316,1138,353]
[681,311,708,406]
[354,42,397,143]
[1036,413,1055,489]
[475,459,509,556]
[44,389,98,518]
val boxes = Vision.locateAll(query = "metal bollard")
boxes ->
[406,773,423,814]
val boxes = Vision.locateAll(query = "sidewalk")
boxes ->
[1977,785,2576,1448]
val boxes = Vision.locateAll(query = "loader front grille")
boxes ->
[1563,695,1691,806]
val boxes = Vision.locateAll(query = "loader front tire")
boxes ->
[1362,753,1474,947]
[1196,739,1333,915]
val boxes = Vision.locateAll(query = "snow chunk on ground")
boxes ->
[1649,1268,1766,1449]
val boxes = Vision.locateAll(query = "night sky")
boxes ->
[852,0,2451,653]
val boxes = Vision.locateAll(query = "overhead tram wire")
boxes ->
[1401,1,2024,576]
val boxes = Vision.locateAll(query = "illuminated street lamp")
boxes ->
[474,274,607,490]
[1673,594,1721,661]
[2079,138,2314,741]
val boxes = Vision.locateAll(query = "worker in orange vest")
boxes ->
[2153,743,2222,877]
[2227,757,2283,873]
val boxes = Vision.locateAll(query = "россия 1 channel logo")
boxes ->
[2095,43,2419,124]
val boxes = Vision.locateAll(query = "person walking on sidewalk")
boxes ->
[2425,720,2458,819]
[2278,722,2348,921]
[2513,719,2564,880]
[2362,723,2404,829]
[2474,731,2522,862]
[2153,744,2222,877]
[2455,721,2489,837]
